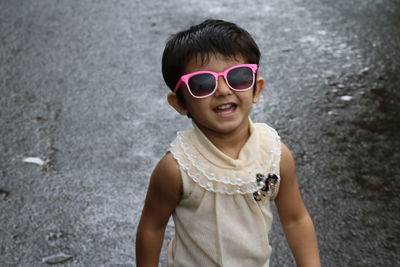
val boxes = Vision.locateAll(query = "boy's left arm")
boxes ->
[275,143,321,267]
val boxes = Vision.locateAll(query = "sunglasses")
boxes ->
[173,64,258,99]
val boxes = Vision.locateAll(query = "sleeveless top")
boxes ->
[167,119,281,267]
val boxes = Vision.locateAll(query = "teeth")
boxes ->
[215,104,236,115]
[217,104,233,110]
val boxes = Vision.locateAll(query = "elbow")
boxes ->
[282,212,314,229]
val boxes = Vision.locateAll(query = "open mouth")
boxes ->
[214,103,237,116]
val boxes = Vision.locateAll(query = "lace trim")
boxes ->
[170,124,281,195]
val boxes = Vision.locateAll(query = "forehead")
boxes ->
[183,53,247,74]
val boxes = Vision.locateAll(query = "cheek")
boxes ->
[183,97,205,115]
[239,92,255,105]
[187,101,207,115]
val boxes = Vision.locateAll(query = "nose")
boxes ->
[214,76,232,97]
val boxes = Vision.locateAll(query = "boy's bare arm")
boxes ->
[275,143,321,267]
[136,153,182,267]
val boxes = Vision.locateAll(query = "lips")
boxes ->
[214,103,237,116]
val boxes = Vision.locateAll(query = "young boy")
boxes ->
[136,19,321,266]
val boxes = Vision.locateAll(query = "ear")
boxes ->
[252,77,265,103]
[167,92,189,116]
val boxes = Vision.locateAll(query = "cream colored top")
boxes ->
[167,119,281,267]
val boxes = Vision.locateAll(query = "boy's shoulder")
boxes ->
[150,152,182,194]
[156,152,180,177]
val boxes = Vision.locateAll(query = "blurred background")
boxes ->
[1,0,399,266]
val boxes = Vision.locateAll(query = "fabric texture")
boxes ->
[167,119,281,267]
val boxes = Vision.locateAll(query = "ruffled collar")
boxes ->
[170,118,280,195]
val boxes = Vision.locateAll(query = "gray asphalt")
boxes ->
[1,0,399,266]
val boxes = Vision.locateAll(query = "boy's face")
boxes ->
[168,53,264,138]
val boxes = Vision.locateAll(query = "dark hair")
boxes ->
[161,19,261,98]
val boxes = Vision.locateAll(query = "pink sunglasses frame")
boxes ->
[173,64,258,99]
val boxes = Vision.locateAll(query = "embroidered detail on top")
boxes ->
[253,173,280,201]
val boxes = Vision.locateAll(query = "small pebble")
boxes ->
[46,231,64,240]
[359,67,369,75]
[340,95,352,101]
[23,157,46,166]
[42,252,72,264]
[0,188,10,200]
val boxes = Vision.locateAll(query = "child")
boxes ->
[136,19,321,266]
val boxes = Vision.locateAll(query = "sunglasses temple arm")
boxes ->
[173,80,182,93]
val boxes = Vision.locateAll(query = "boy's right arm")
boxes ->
[135,153,182,267]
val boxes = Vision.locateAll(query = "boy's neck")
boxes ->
[194,120,251,160]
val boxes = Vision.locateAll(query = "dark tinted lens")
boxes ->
[188,73,215,97]
[227,67,254,90]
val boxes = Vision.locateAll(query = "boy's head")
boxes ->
[162,19,261,100]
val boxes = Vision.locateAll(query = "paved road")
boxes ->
[1,0,399,266]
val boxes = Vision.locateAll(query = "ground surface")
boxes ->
[1,0,399,266]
